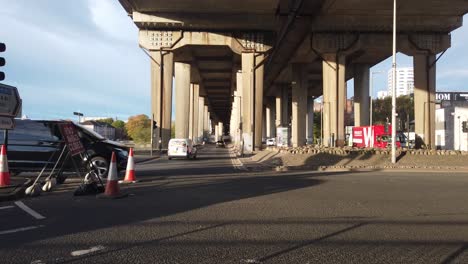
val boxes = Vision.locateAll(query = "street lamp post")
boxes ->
[73,112,83,123]
[370,71,384,126]
[391,0,397,164]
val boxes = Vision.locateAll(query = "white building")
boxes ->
[435,106,468,151]
[377,90,388,99]
[387,67,414,97]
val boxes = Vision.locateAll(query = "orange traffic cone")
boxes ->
[121,148,138,183]
[0,145,10,187]
[97,152,127,199]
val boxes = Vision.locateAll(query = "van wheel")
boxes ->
[89,156,109,180]
[168,157,172,160]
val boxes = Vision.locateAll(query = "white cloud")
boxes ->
[88,0,137,43]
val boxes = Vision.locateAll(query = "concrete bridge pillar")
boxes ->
[306,96,314,144]
[174,62,191,139]
[254,54,264,150]
[218,122,223,140]
[189,84,200,143]
[322,53,346,147]
[291,64,308,147]
[354,64,370,126]
[265,98,275,139]
[150,51,173,150]
[241,52,264,152]
[414,54,436,149]
[198,97,205,142]
[203,105,209,139]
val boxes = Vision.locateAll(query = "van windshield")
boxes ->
[75,124,105,140]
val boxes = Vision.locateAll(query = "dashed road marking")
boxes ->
[0,225,44,235]
[0,205,14,210]
[71,245,106,256]
[14,201,46,220]
[230,150,247,171]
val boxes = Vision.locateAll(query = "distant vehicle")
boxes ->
[216,140,225,148]
[168,138,197,159]
[266,138,276,146]
[7,119,129,183]
[352,125,401,149]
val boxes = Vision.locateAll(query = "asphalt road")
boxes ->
[1,144,468,263]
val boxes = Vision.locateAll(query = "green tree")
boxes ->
[372,95,414,130]
[125,114,151,143]
[97,118,114,125]
[112,120,126,129]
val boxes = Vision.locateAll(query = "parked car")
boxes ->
[266,138,276,146]
[216,140,225,148]
[168,138,197,159]
[7,119,129,183]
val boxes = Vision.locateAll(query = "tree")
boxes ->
[97,118,114,125]
[372,95,414,130]
[112,120,126,129]
[125,114,151,143]
[112,120,127,139]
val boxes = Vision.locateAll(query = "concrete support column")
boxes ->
[150,51,173,150]
[189,84,194,140]
[203,105,209,139]
[322,53,346,147]
[262,106,267,140]
[218,122,223,140]
[306,96,314,144]
[192,84,199,143]
[215,124,219,141]
[198,97,205,142]
[174,62,191,139]
[254,54,264,150]
[265,100,273,138]
[275,90,283,128]
[354,64,370,126]
[242,53,254,142]
[291,64,308,147]
[414,54,436,149]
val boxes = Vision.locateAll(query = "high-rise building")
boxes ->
[387,67,414,97]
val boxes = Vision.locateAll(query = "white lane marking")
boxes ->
[0,205,14,210]
[0,225,44,235]
[230,150,247,171]
[14,201,46,220]
[71,245,106,256]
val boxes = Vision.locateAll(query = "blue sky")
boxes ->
[0,1,466,121]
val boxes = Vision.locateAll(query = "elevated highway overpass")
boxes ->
[119,0,468,151]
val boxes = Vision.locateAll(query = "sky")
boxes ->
[0,1,467,121]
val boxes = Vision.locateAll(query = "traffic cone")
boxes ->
[97,152,127,199]
[121,148,138,183]
[0,145,10,187]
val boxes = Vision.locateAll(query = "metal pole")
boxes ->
[391,0,397,164]
[370,72,373,126]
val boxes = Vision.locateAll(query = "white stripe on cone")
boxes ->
[0,147,9,173]
[107,153,118,181]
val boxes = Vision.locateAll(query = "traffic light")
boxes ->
[0,43,5,81]
[153,120,157,129]
[463,121,468,133]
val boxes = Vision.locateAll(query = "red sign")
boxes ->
[59,123,85,156]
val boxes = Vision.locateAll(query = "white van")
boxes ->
[168,138,197,160]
